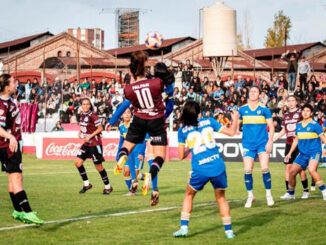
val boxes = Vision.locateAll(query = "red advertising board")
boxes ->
[43,138,119,160]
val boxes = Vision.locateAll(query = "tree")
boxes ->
[264,10,292,48]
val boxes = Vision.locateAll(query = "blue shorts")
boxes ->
[243,142,267,159]
[294,152,321,170]
[189,171,228,191]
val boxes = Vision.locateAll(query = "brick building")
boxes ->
[68,28,105,50]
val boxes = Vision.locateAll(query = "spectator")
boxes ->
[294,85,305,101]
[308,75,320,91]
[186,88,196,101]
[298,56,311,91]
[111,91,123,113]
[281,50,299,91]
[52,121,64,131]
[278,75,288,90]
[175,65,183,91]
[25,79,32,102]
[213,86,224,100]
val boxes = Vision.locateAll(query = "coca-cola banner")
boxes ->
[43,138,119,160]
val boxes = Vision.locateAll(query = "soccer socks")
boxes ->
[148,159,158,190]
[287,185,295,195]
[124,176,132,190]
[244,169,253,192]
[316,180,326,191]
[99,169,111,189]
[9,192,22,212]
[323,157,326,164]
[77,165,89,186]
[222,217,233,233]
[14,190,32,213]
[149,157,164,181]
[311,177,316,187]
[301,179,309,192]
[180,212,190,229]
[118,147,129,159]
[261,168,272,190]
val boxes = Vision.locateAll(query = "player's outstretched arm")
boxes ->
[220,111,239,137]
[284,136,298,163]
[106,100,131,130]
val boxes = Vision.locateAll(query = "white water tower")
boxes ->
[202,2,237,76]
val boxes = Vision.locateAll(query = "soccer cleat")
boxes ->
[130,179,139,193]
[79,184,93,194]
[142,173,151,196]
[301,191,310,199]
[114,155,128,176]
[173,227,188,237]
[319,163,326,168]
[266,195,274,207]
[123,192,136,197]
[103,186,113,195]
[281,193,295,200]
[12,210,24,222]
[150,188,159,206]
[137,172,144,181]
[225,230,236,239]
[22,211,44,225]
[244,196,256,208]
[311,186,316,191]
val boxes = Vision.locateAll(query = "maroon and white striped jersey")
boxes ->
[282,108,302,144]
[79,111,102,146]
[124,77,165,120]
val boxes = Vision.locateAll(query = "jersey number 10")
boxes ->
[187,127,216,154]
[135,88,155,109]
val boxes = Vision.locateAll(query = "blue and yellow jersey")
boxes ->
[295,119,323,155]
[178,118,225,177]
[239,103,272,149]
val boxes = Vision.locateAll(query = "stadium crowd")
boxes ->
[12,57,326,132]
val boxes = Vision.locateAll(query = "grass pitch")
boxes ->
[1,154,326,244]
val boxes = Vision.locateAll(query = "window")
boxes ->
[57,51,62,57]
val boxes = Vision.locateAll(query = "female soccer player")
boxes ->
[0,74,43,224]
[174,101,238,239]
[238,85,275,208]
[75,98,113,195]
[284,103,326,200]
[273,95,310,199]
[112,52,174,206]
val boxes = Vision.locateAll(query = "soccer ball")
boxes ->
[145,31,164,50]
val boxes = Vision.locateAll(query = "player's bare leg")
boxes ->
[286,163,302,200]
[173,184,196,237]
[215,190,235,239]
[258,152,274,206]
[308,160,326,200]
[243,157,256,208]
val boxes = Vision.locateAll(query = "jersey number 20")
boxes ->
[135,88,154,109]
[187,127,216,154]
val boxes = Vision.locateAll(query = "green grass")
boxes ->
[1,154,326,244]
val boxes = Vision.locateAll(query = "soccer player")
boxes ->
[238,86,275,208]
[0,74,43,224]
[174,101,238,239]
[320,120,326,168]
[284,103,326,200]
[109,52,174,206]
[273,95,310,199]
[75,98,113,195]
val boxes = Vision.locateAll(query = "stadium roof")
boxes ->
[106,36,196,56]
[0,31,53,50]
[243,42,325,58]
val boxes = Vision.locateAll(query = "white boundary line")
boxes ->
[0,199,244,232]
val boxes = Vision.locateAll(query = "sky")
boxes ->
[0,0,325,50]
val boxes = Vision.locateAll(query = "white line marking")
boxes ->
[0,200,245,231]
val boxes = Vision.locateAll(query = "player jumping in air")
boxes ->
[74,98,113,195]
[0,74,43,224]
[284,103,326,200]
[174,101,238,239]
[274,95,310,199]
[238,86,275,208]
[107,52,174,206]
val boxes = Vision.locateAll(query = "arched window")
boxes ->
[57,51,62,57]
[66,51,71,57]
